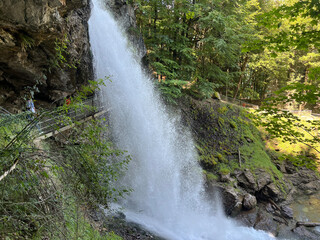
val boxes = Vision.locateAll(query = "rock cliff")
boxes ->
[0,0,93,111]
[0,0,145,113]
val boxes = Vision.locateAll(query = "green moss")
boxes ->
[218,117,225,127]
[219,165,231,175]
[218,105,228,114]
[229,120,237,129]
[189,98,286,190]
[204,170,219,181]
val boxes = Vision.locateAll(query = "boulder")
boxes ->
[281,206,294,219]
[235,209,258,227]
[242,193,257,210]
[260,183,284,202]
[221,187,243,216]
[254,211,278,236]
[255,170,272,191]
[207,184,243,216]
[292,226,320,240]
[236,169,257,193]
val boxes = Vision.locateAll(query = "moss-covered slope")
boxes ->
[184,98,283,183]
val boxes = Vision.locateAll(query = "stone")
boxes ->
[220,172,232,182]
[242,193,257,210]
[107,0,146,58]
[265,203,276,214]
[0,0,93,109]
[260,183,284,202]
[221,187,243,216]
[281,205,294,219]
[292,226,320,240]
[299,180,320,193]
[235,209,258,227]
[236,169,257,193]
[255,169,272,191]
[254,212,278,236]
[207,185,243,216]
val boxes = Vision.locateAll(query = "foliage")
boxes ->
[0,81,128,239]
[49,33,80,71]
[134,0,259,101]
[157,79,188,104]
[251,82,320,156]
[256,0,320,51]
[19,33,35,51]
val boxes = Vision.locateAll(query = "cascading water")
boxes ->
[88,1,274,239]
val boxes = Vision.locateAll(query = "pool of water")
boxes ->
[290,192,320,232]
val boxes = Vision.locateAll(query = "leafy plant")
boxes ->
[0,80,129,239]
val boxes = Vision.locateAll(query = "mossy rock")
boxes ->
[184,98,285,190]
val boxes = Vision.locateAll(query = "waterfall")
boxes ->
[88,1,274,239]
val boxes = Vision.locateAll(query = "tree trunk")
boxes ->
[234,55,249,99]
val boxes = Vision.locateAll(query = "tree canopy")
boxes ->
[133,0,320,105]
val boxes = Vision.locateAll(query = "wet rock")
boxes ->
[281,206,293,219]
[254,211,278,236]
[299,180,320,194]
[208,184,243,216]
[288,169,319,186]
[242,193,257,210]
[235,209,258,227]
[221,187,243,216]
[255,170,272,191]
[104,216,165,240]
[260,183,284,202]
[236,169,257,193]
[265,203,276,214]
[0,0,92,109]
[292,226,320,240]
[272,216,287,224]
[107,0,146,58]
[220,172,232,182]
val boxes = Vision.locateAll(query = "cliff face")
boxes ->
[106,0,146,59]
[0,0,92,111]
[0,0,145,112]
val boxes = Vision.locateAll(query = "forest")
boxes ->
[133,0,320,106]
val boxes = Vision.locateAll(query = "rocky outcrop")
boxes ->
[106,0,146,59]
[0,0,146,112]
[0,0,92,111]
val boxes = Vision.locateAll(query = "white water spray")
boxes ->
[88,1,274,239]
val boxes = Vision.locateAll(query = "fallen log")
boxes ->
[296,222,320,227]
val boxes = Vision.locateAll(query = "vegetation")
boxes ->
[0,82,128,239]
[187,99,284,183]
[133,0,320,171]
[134,0,319,103]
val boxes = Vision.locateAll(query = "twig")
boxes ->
[296,221,320,227]
[269,199,288,225]
[0,156,20,182]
